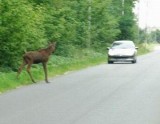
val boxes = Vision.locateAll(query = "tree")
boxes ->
[0,0,139,70]
[90,0,120,50]
[0,0,46,69]
[110,0,138,41]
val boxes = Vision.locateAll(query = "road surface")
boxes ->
[1,49,160,124]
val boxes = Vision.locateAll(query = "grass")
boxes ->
[0,43,155,93]
[0,49,106,93]
[137,43,155,55]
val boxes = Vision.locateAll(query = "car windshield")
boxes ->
[111,42,135,49]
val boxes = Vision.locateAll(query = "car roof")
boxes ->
[113,40,134,43]
[111,40,136,48]
[112,40,135,45]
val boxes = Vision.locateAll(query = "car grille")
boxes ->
[109,55,134,59]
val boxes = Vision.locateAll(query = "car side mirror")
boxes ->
[107,47,110,50]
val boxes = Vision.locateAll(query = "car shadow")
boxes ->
[108,62,136,64]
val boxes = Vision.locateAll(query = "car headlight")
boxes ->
[125,50,135,56]
[108,50,115,56]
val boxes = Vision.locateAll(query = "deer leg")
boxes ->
[42,62,49,83]
[17,60,26,79]
[26,63,36,83]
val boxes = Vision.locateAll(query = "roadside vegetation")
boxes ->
[0,44,154,93]
[137,43,156,55]
[0,0,159,93]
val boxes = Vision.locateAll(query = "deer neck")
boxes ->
[45,48,53,56]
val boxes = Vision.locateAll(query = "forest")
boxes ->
[0,0,138,71]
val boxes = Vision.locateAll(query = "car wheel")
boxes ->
[108,60,113,64]
[132,59,137,64]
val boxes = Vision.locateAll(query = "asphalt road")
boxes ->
[1,49,160,124]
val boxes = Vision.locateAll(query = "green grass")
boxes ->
[0,44,154,93]
[137,43,155,55]
[0,49,106,93]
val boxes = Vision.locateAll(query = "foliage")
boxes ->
[0,50,106,93]
[91,0,120,49]
[138,29,160,43]
[0,43,153,93]
[0,0,46,69]
[0,0,138,70]
[149,29,160,43]
[110,0,138,41]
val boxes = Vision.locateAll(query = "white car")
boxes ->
[107,40,138,64]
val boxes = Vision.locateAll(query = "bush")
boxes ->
[0,0,46,69]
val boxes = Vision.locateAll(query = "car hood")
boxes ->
[109,48,136,56]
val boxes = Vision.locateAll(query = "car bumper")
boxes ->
[108,55,136,62]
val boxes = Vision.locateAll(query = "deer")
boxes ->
[17,42,56,83]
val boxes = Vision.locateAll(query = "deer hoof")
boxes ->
[32,80,36,83]
[45,80,50,83]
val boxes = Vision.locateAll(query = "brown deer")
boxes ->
[17,42,56,83]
